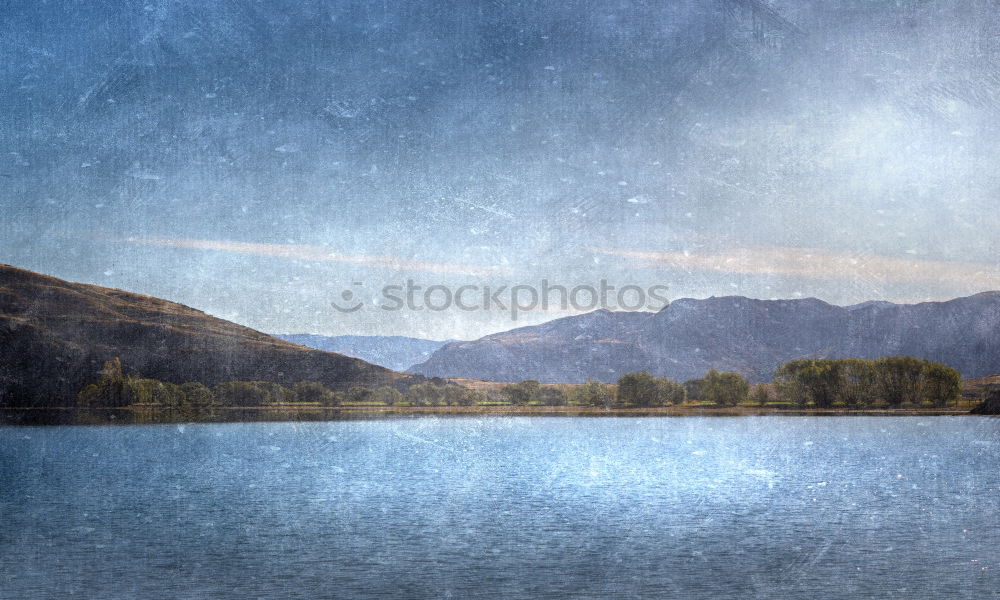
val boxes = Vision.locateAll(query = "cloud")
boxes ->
[592,246,1000,288]
[127,236,513,277]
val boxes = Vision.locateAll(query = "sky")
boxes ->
[2,0,1000,340]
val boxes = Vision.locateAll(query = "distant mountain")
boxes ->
[411,294,1000,383]
[0,264,410,407]
[275,334,453,372]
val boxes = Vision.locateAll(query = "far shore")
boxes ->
[0,404,983,426]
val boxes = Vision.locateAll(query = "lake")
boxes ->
[1,417,998,599]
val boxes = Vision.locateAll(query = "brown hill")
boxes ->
[961,374,1000,399]
[0,264,408,407]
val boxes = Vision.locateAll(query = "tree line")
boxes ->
[612,357,961,408]
[537,357,960,409]
[771,356,961,408]
[78,355,964,411]
[77,358,483,409]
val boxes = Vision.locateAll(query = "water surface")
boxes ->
[1,417,998,599]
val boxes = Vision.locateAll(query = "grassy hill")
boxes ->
[0,264,411,407]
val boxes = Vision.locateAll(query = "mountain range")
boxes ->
[5,263,1000,404]
[274,334,452,372]
[0,264,409,407]
[410,294,1000,383]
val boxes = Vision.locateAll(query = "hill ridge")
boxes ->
[412,291,1000,383]
[0,264,408,407]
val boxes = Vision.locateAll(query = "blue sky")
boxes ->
[2,1,1000,339]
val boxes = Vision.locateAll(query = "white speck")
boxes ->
[274,143,300,153]
[128,169,162,181]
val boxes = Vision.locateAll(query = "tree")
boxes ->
[701,369,749,407]
[572,379,613,408]
[213,381,270,406]
[617,371,660,407]
[683,379,703,403]
[655,377,686,405]
[874,356,924,407]
[520,380,541,404]
[503,380,541,406]
[95,357,128,407]
[456,389,484,407]
[749,384,771,407]
[798,360,842,408]
[840,358,877,408]
[406,382,445,406]
[374,386,404,407]
[180,382,215,407]
[293,381,334,405]
[440,385,465,406]
[130,379,185,406]
[99,357,123,382]
[346,386,374,404]
[77,384,100,407]
[920,361,961,407]
[540,386,567,406]
[772,362,805,405]
[772,359,842,408]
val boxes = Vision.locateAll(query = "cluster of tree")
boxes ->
[497,371,747,408]
[500,380,568,406]
[615,372,687,407]
[612,369,751,407]
[77,359,482,409]
[701,369,751,406]
[570,379,615,408]
[78,356,964,412]
[404,382,486,406]
[77,360,353,409]
[680,370,752,406]
[772,357,961,408]
[78,358,217,410]
[212,380,352,407]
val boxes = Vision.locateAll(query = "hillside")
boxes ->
[274,334,452,372]
[0,264,408,407]
[411,294,1000,383]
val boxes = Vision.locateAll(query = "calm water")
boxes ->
[1,417,998,599]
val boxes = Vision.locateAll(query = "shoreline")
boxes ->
[0,405,981,425]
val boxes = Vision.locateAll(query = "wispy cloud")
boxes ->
[127,236,513,277]
[593,246,1000,288]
